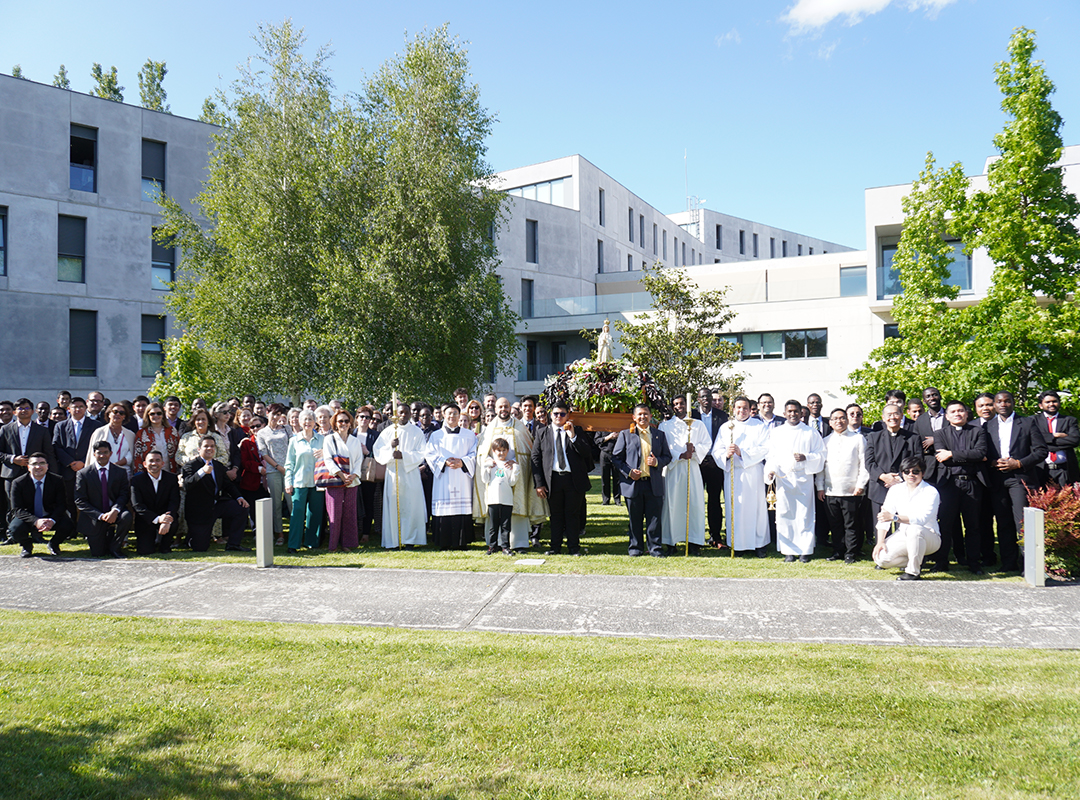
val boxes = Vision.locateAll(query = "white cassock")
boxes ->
[712,416,771,551]
[374,421,428,547]
[764,422,826,556]
[659,416,711,546]
[425,427,478,517]
[477,417,546,550]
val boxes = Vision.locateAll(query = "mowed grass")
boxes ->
[0,611,1076,799]
[4,487,1025,582]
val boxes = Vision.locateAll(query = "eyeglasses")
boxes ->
[551,411,567,418]
[358,415,371,420]
[902,469,923,476]
[149,412,163,417]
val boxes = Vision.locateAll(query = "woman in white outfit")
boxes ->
[874,456,941,581]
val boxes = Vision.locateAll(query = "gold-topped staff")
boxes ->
[391,391,402,550]
[683,391,693,557]
[727,397,736,559]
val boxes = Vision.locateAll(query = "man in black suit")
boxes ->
[85,391,106,423]
[613,404,672,557]
[182,435,251,552]
[6,452,74,558]
[984,391,1048,571]
[131,449,180,555]
[1,398,58,524]
[864,404,921,521]
[871,391,915,432]
[691,387,727,546]
[929,400,989,574]
[52,396,103,519]
[912,386,947,483]
[1036,390,1079,487]
[75,440,133,558]
[531,403,593,556]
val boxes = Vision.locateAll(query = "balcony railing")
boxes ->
[519,291,652,319]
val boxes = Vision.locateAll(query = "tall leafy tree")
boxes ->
[90,63,123,101]
[53,64,70,89]
[138,59,170,112]
[848,27,1080,412]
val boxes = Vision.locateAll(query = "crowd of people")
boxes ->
[1,386,1074,580]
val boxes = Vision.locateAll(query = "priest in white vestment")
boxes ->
[426,404,478,550]
[476,398,547,550]
[659,395,711,554]
[374,403,428,548]
[765,399,826,561]
[712,397,771,555]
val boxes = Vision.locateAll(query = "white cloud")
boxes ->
[782,0,957,34]
[715,28,742,46]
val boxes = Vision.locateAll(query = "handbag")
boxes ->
[314,436,352,489]
[360,454,386,483]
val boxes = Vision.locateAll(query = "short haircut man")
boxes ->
[74,441,133,558]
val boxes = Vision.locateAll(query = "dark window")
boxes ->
[525,219,538,263]
[653,223,658,256]
[682,241,686,266]
[521,278,534,318]
[797,244,803,256]
[731,329,827,360]
[69,310,97,376]
[805,329,828,358]
[739,230,745,255]
[663,230,667,260]
[628,207,634,243]
[884,323,900,339]
[142,139,165,201]
[152,228,175,290]
[627,254,633,272]
[840,265,867,297]
[526,340,539,381]
[639,215,644,249]
[784,330,807,359]
[782,240,788,258]
[141,315,166,377]
[878,244,902,299]
[809,247,814,255]
[70,124,97,193]
[753,233,759,258]
[770,237,775,258]
[598,189,605,226]
[597,240,604,273]
[715,224,722,250]
[0,206,6,276]
[551,341,567,370]
[58,215,86,283]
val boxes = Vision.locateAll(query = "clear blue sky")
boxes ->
[5,0,1079,249]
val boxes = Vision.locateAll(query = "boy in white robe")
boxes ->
[426,404,478,550]
[713,397,771,556]
[374,403,428,549]
[659,395,711,555]
[765,399,826,561]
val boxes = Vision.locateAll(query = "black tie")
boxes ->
[556,430,567,471]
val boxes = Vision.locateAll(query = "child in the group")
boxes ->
[481,438,519,555]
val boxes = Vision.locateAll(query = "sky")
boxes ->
[4,0,1080,249]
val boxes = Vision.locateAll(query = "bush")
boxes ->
[1024,483,1080,579]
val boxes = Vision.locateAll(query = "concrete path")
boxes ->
[1,556,1077,649]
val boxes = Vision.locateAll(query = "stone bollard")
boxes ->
[1023,506,1045,588]
[255,497,274,568]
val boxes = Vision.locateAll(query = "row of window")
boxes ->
[878,241,971,299]
[720,329,828,360]
[504,177,570,209]
[69,124,166,200]
[69,310,165,378]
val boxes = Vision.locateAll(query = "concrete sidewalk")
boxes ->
[1,556,1077,649]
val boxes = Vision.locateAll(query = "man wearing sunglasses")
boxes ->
[873,456,941,580]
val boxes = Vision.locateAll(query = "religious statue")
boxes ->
[596,319,614,363]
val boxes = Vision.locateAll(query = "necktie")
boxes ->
[74,421,81,442]
[1048,416,1061,463]
[638,427,652,478]
[556,430,567,471]
[100,468,110,511]
[34,480,44,518]
[206,459,218,493]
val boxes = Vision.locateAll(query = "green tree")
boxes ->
[137,59,170,112]
[90,63,123,101]
[610,261,742,404]
[147,330,217,407]
[156,21,515,404]
[11,65,26,79]
[199,97,224,125]
[847,27,1080,412]
[53,64,70,89]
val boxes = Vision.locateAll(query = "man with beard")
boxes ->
[765,400,826,562]
[374,402,428,549]
[713,396,771,557]
[478,397,546,550]
[659,395,710,555]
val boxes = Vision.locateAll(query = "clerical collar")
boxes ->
[445,427,460,434]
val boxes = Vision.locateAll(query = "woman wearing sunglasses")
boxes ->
[873,456,941,581]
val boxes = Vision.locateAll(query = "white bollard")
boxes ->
[1023,506,1045,588]
[255,497,274,568]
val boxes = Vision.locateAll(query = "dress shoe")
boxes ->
[897,571,921,581]
[844,556,857,565]
[225,545,252,552]
[827,554,843,562]
[20,547,33,559]
[287,548,298,554]
[650,551,666,558]
[47,541,61,557]
[111,550,127,559]
[544,549,561,556]
[783,555,796,563]
[614,497,622,505]
[967,565,984,576]
[485,547,497,555]
[568,549,586,557]
[798,555,811,563]
[602,498,611,505]
[756,547,769,558]
[0,537,15,547]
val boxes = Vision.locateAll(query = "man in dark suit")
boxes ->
[691,387,727,546]
[871,391,915,432]
[75,440,133,558]
[6,452,74,558]
[928,400,989,574]
[531,403,593,556]
[52,396,103,519]
[1,398,58,526]
[612,404,672,557]
[984,391,1048,571]
[912,386,947,485]
[182,435,251,552]
[131,449,180,555]
[1036,390,1079,487]
[864,403,921,520]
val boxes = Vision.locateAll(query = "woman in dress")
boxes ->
[132,402,179,473]
[320,410,365,551]
[88,403,135,476]
[284,409,324,553]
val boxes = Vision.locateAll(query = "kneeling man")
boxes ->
[873,456,941,581]
[7,452,74,557]
[182,435,250,551]
[131,449,180,554]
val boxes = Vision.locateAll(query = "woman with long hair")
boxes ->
[88,403,135,476]
[133,402,179,472]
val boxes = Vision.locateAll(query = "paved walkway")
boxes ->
[1,556,1077,649]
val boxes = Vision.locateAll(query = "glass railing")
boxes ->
[519,291,652,319]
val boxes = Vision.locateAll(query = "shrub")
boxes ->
[1024,483,1080,579]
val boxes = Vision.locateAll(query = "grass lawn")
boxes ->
[2,487,1026,583]
[0,611,1076,799]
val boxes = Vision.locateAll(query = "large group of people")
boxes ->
[1,386,1074,580]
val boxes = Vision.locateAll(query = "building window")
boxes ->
[663,230,667,261]
[0,206,6,276]
[674,237,678,264]
[141,315,166,377]
[798,244,803,256]
[504,177,569,208]
[70,124,97,193]
[598,189,605,226]
[739,230,745,255]
[770,237,775,259]
[809,247,814,255]
[884,323,900,339]
[691,248,695,264]
[69,310,97,376]
[715,224,722,250]
[840,265,867,297]
[628,207,634,243]
[729,328,828,360]
[639,215,645,249]
[58,215,86,283]
[525,219,538,264]
[142,139,165,201]
[878,240,971,300]
[782,240,788,258]
[597,240,604,273]
[653,223,658,256]
[152,229,175,290]
[682,241,686,266]
[753,233,759,258]
[627,254,633,271]
[526,340,539,381]
[520,278,533,318]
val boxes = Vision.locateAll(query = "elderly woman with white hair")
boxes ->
[284,408,325,553]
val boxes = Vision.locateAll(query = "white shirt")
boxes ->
[17,421,32,453]
[996,413,1014,460]
[815,428,869,496]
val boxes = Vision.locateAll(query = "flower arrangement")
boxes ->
[1024,482,1080,580]
[541,357,667,415]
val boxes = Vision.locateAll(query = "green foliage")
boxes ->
[52,64,70,89]
[1024,483,1080,580]
[11,64,26,79]
[89,63,123,101]
[147,330,216,407]
[613,261,742,403]
[848,28,1080,413]
[198,97,224,125]
[157,21,515,404]
[137,59,170,112]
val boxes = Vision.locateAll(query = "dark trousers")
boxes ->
[936,475,983,569]
[359,481,377,542]
[824,494,860,558]
[488,503,512,549]
[135,519,176,555]
[700,457,725,542]
[433,513,471,550]
[79,511,133,557]
[599,451,621,502]
[626,480,663,556]
[547,472,583,554]
[1047,464,1070,487]
[419,466,433,529]
[8,515,73,550]
[188,499,247,551]
[989,475,1030,570]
